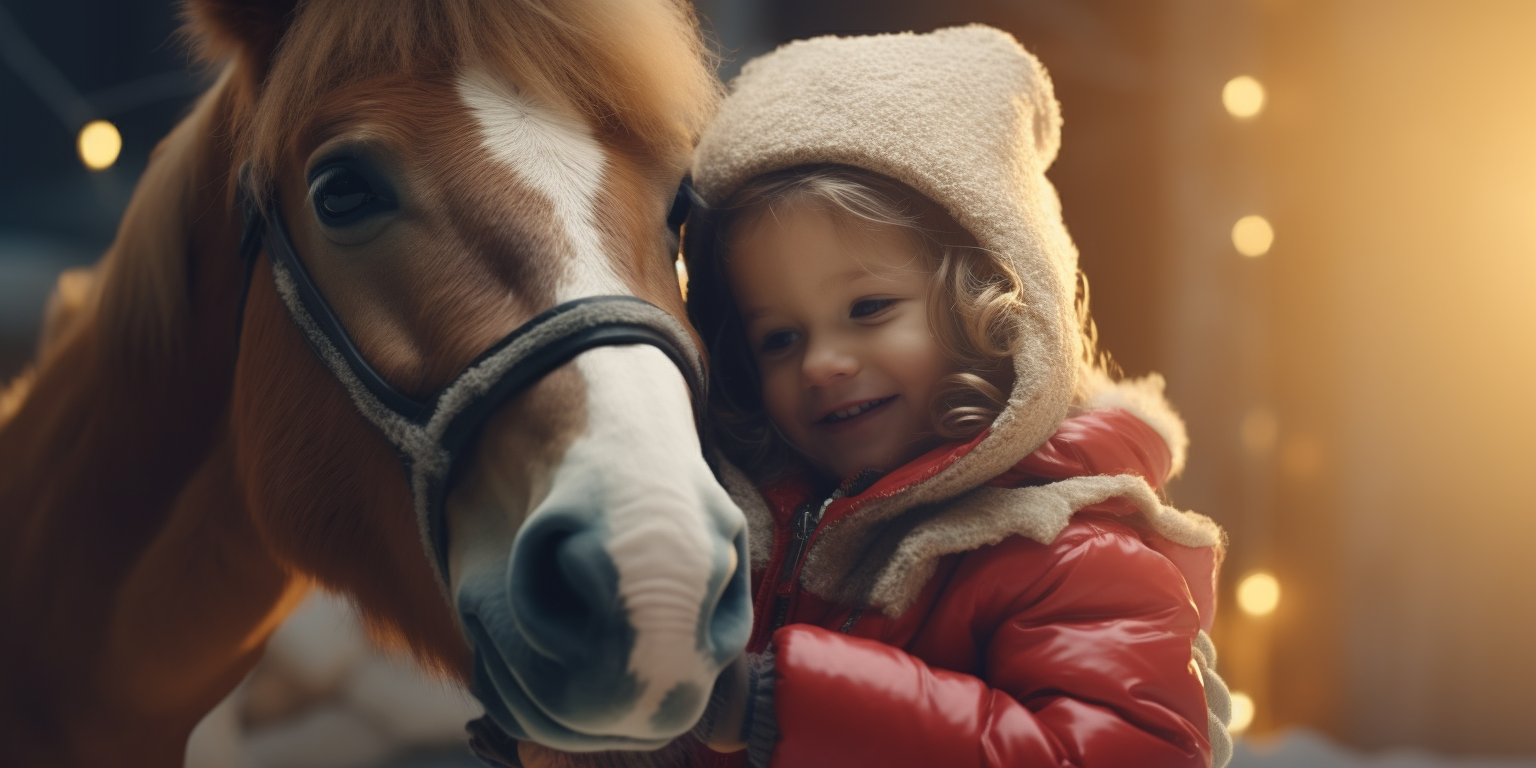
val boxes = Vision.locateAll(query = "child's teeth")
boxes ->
[832,399,881,421]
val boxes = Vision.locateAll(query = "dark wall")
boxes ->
[0,0,201,235]
[0,0,203,377]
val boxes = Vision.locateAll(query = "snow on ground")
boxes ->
[186,592,482,768]
[187,593,1536,768]
[1234,731,1536,768]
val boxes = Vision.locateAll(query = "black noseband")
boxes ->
[234,182,707,587]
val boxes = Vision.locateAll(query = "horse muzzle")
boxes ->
[456,464,751,750]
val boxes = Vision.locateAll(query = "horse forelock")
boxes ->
[207,0,712,394]
[231,0,720,197]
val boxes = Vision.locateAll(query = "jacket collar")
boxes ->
[760,405,1172,533]
[739,377,1213,614]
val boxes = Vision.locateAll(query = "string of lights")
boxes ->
[1219,69,1276,740]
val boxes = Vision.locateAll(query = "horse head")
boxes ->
[191,0,748,750]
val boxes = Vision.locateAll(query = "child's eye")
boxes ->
[759,329,799,353]
[850,298,896,319]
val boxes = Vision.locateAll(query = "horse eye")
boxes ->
[313,167,377,221]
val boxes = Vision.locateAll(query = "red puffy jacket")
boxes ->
[697,407,1218,768]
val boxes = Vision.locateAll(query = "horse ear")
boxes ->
[181,0,300,78]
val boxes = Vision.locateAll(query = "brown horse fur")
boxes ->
[0,1,720,765]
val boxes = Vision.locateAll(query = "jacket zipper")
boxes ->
[769,492,839,631]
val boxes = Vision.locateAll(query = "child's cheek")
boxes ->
[758,364,802,433]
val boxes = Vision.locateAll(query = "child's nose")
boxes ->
[802,338,860,386]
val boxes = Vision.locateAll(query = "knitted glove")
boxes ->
[692,652,778,766]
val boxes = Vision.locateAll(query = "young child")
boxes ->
[682,26,1233,768]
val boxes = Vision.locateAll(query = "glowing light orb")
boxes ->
[1223,76,1267,119]
[1280,433,1327,482]
[1237,572,1281,617]
[1229,691,1256,735]
[1232,215,1275,257]
[78,120,122,171]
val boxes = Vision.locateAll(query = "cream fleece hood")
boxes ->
[694,24,1080,485]
[694,24,1217,585]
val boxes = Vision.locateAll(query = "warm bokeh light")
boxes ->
[1279,432,1326,482]
[77,120,122,171]
[1231,215,1274,257]
[1238,572,1281,617]
[1240,406,1279,456]
[1222,75,1267,119]
[1229,691,1256,735]
[676,258,689,299]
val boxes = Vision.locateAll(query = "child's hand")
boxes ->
[693,654,752,753]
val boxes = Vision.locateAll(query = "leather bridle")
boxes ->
[234,177,708,591]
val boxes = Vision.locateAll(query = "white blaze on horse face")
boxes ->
[568,345,729,736]
[457,69,733,738]
[458,68,625,299]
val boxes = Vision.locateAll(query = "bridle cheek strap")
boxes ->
[237,189,707,593]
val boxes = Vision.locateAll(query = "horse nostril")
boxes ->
[510,513,622,660]
[508,507,750,673]
[702,528,752,663]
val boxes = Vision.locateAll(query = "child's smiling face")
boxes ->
[727,204,956,482]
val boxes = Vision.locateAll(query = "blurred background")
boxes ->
[4,0,1535,766]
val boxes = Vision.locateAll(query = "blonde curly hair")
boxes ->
[687,164,1031,479]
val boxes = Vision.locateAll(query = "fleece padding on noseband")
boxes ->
[240,174,707,596]
[271,258,704,593]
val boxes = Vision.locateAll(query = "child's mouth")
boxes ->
[818,395,897,425]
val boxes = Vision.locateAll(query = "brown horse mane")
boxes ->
[185,0,721,195]
[0,63,237,429]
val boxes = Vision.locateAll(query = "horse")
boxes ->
[0,1,751,765]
